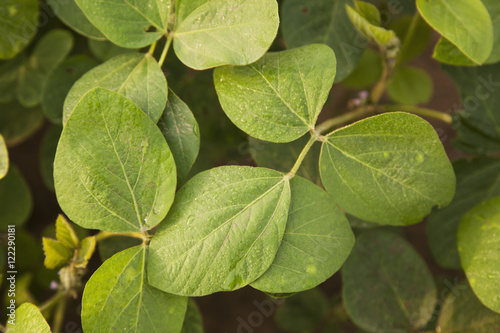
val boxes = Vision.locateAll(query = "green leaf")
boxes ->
[214,44,336,143]
[82,245,188,332]
[437,283,500,332]
[16,29,74,107]
[281,0,367,82]
[275,288,329,332]
[63,53,167,124]
[342,229,437,332]
[320,112,455,225]
[42,237,72,269]
[443,63,500,154]
[387,66,433,105]
[251,176,354,293]
[88,39,138,62]
[0,134,8,179]
[157,90,200,184]
[346,1,398,46]
[0,54,25,103]
[342,48,383,89]
[42,55,98,124]
[39,126,62,192]
[5,303,50,333]
[148,166,291,296]
[54,88,177,232]
[249,136,321,185]
[0,101,43,147]
[427,158,500,270]
[74,0,171,48]
[173,0,279,70]
[417,0,493,64]
[75,236,96,268]
[458,196,500,313]
[47,0,105,40]
[181,299,204,333]
[56,214,79,249]
[98,236,142,261]
[390,15,432,63]
[0,0,39,60]
[0,166,32,230]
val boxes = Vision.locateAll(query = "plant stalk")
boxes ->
[286,134,317,178]
[315,105,375,135]
[52,296,67,333]
[382,104,452,124]
[395,13,420,68]
[95,231,148,242]
[39,291,66,312]
[148,41,157,56]
[158,34,173,67]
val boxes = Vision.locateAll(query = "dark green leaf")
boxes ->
[391,15,432,63]
[342,48,382,89]
[0,0,38,60]
[39,126,62,192]
[98,236,142,261]
[0,166,32,230]
[0,54,24,103]
[387,66,433,105]
[181,299,204,333]
[88,39,138,62]
[0,101,43,146]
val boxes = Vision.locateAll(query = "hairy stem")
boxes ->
[286,134,317,178]
[158,34,173,67]
[52,296,67,333]
[95,231,148,242]
[315,105,375,135]
[383,105,452,124]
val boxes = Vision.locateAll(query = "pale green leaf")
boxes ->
[54,88,177,232]
[458,196,500,313]
[148,166,291,296]
[42,237,72,269]
[173,0,279,70]
[56,214,79,249]
[157,90,200,184]
[63,53,167,124]
[342,48,383,89]
[39,126,62,191]
[47,0,105,40]
[74,0,171,48]
[417,0,493,64]
[82,245,188,333]
[0,0,38,60]
[281,0,367,82]
[427,158,500,270]
[251,176,354,293]
[5,303,50,333]
[16,29,74,107]
[342,229,437,332]
[214,44,336,143]
[0,134,8,179]
[437,283,500,332]
[75,236,96,268]
[319,112,455,225]
[0,166,32,230]
[0,101,43,147]
[346,1,397,46]
[88,39,138,62]
[42,55,98,124]
[181,299,204,333]
[387,66,433,105]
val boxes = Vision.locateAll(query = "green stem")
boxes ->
[95,231,148,242]
[395,13,420,68]
[39,291,66,312]
[383,105,452,124]
[370,53,390,104]
[315,105,375,135]
[52,296,67,333]
[148,41,157,56]
[286,134,317,178]
[158,34,173,67]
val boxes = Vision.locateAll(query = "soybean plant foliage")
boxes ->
[1,0,500,332]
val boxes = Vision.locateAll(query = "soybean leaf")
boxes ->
[157,90,200,184]
[16,29,74,107]
[5,303,50,333]
[54,88,177,232]
[275,288,329,332]
[437,283,500,332]
[0,166,32,230]
[0,54,25,103]
[82,245,188,333]
[42,237,72,269]
[88,39,138,62]
[181,299,204,333]
[148,166,291,296]
[458,196,500,313]
[346,1,397,46]
[390,15,432,64]
[173,0,279,70]
[0,101,43,146]
[342,229,437,332]
[342,48,383,89]
[251,176,354,293]
[443,63,500,154]
[98,236,142,261]
[417,0,493,64]
[249,136,321,185]
[42,55,98,124]
[47,0,105,40]
[0,0,38,60]
[39,126,62,191]
[387,66,433,105]
[281,0,367,82]
[74,236,96,268]
[214,44,336,143]
[427,158,500,270]
[63,53,167,124]
[55,215,79,249]
[320,112,455,226]
[0,134,8,179]
[74,0,171,48]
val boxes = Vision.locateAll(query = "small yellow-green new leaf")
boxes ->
[75,236,96,268]
[0,134,8,179]
[55,215,79,249]
[346,1,398,46]
[5,303,50,333]
[43,237,72,269]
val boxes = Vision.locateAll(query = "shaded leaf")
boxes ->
[5,303,50,333]
[39,125,62,191]
[0,54,25,103]
[342,48,383,89]
[181,299,204,333]
[0,166,32,230]
[391,15,432,63]
[98,236,142,261]
[0,101,43,147]
[88,39,137,62]
[387,66,433,105]
[0,0,38,60]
